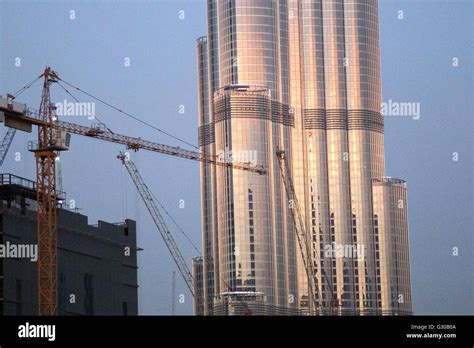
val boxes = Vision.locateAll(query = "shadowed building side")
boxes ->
[0,173,139,315]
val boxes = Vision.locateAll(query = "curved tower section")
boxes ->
[196,0,412,316]
[198,0,298,315]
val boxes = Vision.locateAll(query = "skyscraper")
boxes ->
[196,0,412,316]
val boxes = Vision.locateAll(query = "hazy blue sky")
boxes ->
[0,0,472,315]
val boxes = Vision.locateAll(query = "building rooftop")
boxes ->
[0,172,66,202]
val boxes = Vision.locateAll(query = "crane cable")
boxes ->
[57,77,199,150]
[56,82,114,133]
[11,76,42,98]
[149,190,201,256]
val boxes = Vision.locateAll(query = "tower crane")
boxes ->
[277,149,320,315]
[0,128,16,166]
[117,152,196,297]
[0,67,266,315]
[277,149,336,315]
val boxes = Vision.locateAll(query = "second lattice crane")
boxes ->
[116,152,196,297]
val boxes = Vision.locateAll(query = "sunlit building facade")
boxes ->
[196,0,412,316]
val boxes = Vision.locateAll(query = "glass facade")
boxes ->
[196,0,412,316]
[372,178,412,315]
[192,257,205,315]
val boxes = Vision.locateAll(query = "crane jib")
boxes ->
[0,105,266,175]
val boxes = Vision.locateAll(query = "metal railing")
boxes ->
[0,172,66,201]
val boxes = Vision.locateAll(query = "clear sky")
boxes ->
[0,0,472,315]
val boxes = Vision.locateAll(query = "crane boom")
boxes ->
[117,152,195,297]
[0,128,16,166]
[277,150,320,315]
[0,105,266,175]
